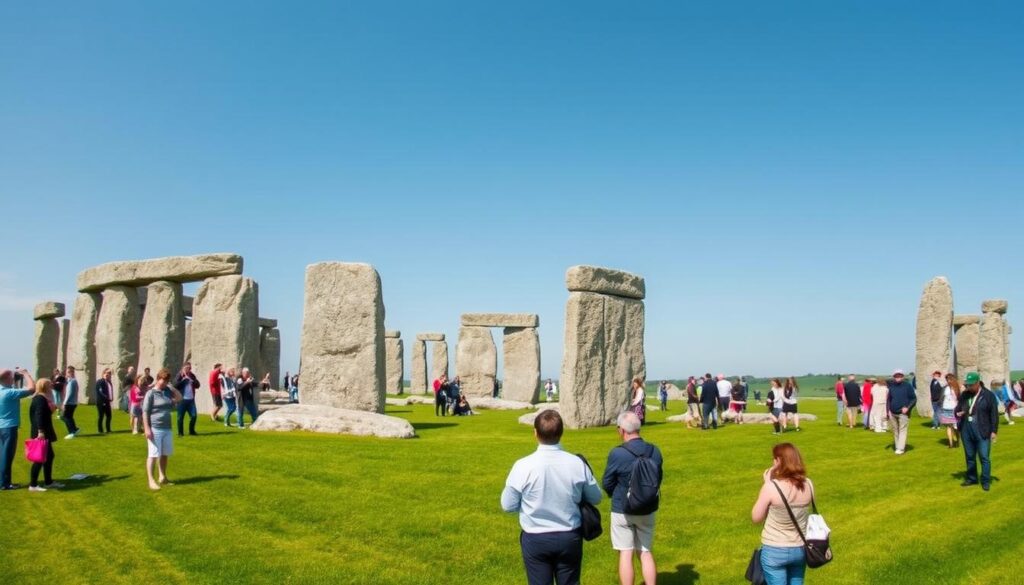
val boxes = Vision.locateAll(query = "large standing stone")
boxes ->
[385,332,404,394]
[456,326,497,398]
[183,320,192,363]
[77,253,243,292]
[502,327,541,403]
[560,266,648,429]
[953,316,981,377]
[979,299,1009,387]
[57,319,70,372]
[411,340,427,394]
[432,340,449,383]
[67,292,101,403]
[138,281,186,374]
[95,286,142,404]
[914,277,953,417]
[260,327,281,391]
[191,275,261,413]
[33,319,60,379]
[299,263,386,413]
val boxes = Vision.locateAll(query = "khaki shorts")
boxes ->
[610,512,655,552]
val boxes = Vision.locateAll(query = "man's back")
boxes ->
[716,379,732,397]
[502,445,601,533]
[701,379,718,403]
[602,438,663,514]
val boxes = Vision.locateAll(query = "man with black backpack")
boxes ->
[602,411,664,585]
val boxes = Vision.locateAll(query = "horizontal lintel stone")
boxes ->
[33,302,66,320]
[565,265,645,299]
[416,332,445,341]
[77,253,243,292]
[461,313,539,328]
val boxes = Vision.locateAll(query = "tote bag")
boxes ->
[25,438,48,464]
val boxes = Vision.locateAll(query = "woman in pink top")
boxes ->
[129,375,148,435]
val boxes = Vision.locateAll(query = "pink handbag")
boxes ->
[24,438,48,463]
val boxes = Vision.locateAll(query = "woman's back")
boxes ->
[761,479,812,547]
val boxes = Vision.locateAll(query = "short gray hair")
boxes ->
[617,411,641,433]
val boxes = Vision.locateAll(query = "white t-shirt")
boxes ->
[941,385,958,410]
[717,379,733,398]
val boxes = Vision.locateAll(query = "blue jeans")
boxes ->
[289,387,298,403]
[177,399,198,435]
[962,422,992,486]
[224,397,238,426]
[239,399,259,427]
[761,545,806,585]
[701,403,718,429]
[0,426,18,487]
[931,401,942,428]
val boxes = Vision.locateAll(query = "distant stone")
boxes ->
[952,314,982,327]
[250,404,415,438]
[982,299,1008,314]
[94,286,142,403]
[955,321,980,376]
[259,327,281,392]
[914,277,953,418]
[33,319,60,379]
[470,397,534,410]
[411,340,427,394]
[405,395,434,405]
[67,292,101,401]
[416,332,445,342]
[386,336,404,394]
[461,313,539,328]
[385,330,401,339]
[565,265,645,300]
[191,275,261,413]
[664,384,685,401]
[502,327,541,403]
[258,318,278,328]
[431,340,449,382]
[385,397,409,406]
[57,319,70,372]
[33,302,66,320]
[455,326,497,398]
[77,253,244,292]
[137,281,186,374]
[518,403,560,425]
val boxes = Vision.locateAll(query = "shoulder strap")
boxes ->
[771,480,808,544]
[619,441,650,459]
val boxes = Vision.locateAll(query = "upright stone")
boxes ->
[191,275,261,413]
[953,315,981,376]
[502,327,541,403]
[385,331,404,394]
[138,281,186,374]
[183,320,192,363]
[913,277,953,417]
[95,286,142,404]
[411,340,427,394]
[57,318,70,371]
[33,318,60,380]
[432,340,449,383]
[259,328,281,391]
[67,293,101,403]
[299,263,386,413]
[456,326,497,398]
[979,300,1008,387]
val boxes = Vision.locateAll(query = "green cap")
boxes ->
[964,372,980,385]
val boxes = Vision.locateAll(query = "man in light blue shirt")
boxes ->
[1,367,36,490]
[501,410,602,585]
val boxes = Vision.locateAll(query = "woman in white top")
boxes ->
[870,380,889,433]
[221,368,238,427]
[630,378,646,425]
[781,377,800,431]
[940,374,961,448]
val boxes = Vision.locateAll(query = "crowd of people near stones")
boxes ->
[431,374,475,416]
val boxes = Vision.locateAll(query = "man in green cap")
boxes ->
[954,372,999,491]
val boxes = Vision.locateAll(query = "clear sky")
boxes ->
[2,1,1021,379]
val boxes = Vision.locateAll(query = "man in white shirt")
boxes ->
[716,375,733,424]
[501,410,602,585]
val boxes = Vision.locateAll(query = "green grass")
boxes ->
[2,397,1022,584]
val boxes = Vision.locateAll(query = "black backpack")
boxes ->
[620,442,660,515]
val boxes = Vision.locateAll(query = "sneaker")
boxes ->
[1,484,20,491]
[44,482,65,489]
[1009,421,1016,426]
[982,484,990,491]
[64,433,76,440]
[894,450,904,455]
[28,485,47,492]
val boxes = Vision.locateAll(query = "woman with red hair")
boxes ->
[751,443,815,584]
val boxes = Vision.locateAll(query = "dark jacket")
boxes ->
[887,379,916,415]
[173,371,201,398]
[955,388,999,439]
[30,394,57,442]
[843,381,862,406]
[236,377,257,402]
[700,379,718,405]
[94,379,113,404]
[930,379,944,402]
[601,437,663,514]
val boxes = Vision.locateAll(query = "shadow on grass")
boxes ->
[658,563,700,585]
[936,438,960,447]
[949,471,1000,482]
[59,474,131,491]
[412,422,458,431]
[173,474,240,485]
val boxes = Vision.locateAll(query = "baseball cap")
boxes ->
[964,372,980,385]
[893,369,905,377]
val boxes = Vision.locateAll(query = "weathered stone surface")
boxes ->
[250,404,415,438]
[914,277,953,418]
[138,281,186,374]
[181,295,193,317]
[405,394,434,405]
[77,253,243,292]
[258,318,277,328]
[95,286,142,403]
[386,337,404,394]
[259,328,281,392]
[385,330,401,339]
[663,383,685,401]
[518,403,560,425]
[57,319,70,372]
[955,321,980,376]
[183,321,192,363]
[470,396,533,410]
[385,397,409,406]
[982,299,1008,315]
[67,292,101,403]
[461,313,539,328]
[411,340,427,394]
[559,289,647,429]
[33,319,60,379]
[456,326,497,398]
[191,275,261,413]
[979,314,1007,389]
[33,302,66,320]
[431,340,449,382]
[565,265,646,300]
[953,314,981,327]
[416,332,445,342]
[299,263,386,413]
[259,390,290,403]
[502,327,541,403]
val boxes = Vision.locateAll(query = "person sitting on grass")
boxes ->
[453,395,475,416]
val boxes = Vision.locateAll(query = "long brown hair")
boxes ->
[770,442,808,490]
[945,374,962,398]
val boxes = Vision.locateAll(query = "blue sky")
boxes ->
[2,1,1021,379]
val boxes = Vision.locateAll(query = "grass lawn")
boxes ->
[2,396,1021,584]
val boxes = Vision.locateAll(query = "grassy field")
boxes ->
[2,395,1022,584]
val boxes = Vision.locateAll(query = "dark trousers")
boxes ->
[0,427,17,487]
[520,530,583,585]
[962,422,992,486]
[62,405,79,435]
[243,398,259,424]
[177,399,197,435]
[436,396,448,416]
[701,402,718,429]
[30,442,55,487]
[96,402,112,433]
